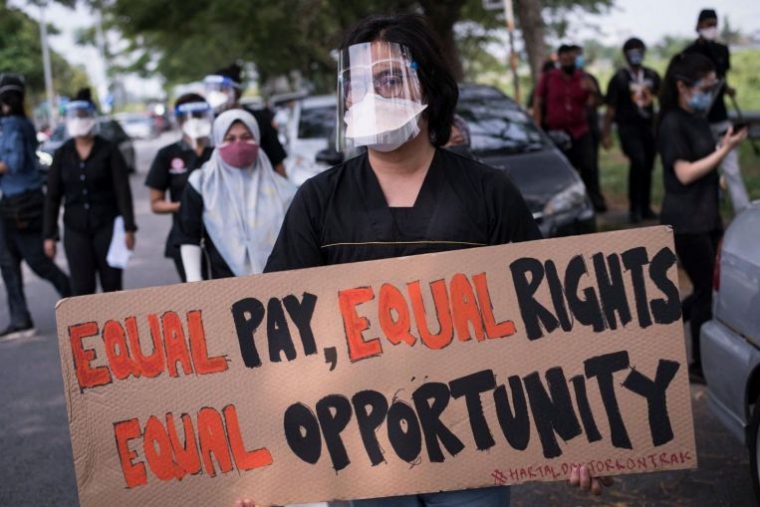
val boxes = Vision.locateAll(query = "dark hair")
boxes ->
[174,92,207,109]
[340,14,458,147]
[557,44,575,55]
[541,59,556,73]
[697,8,717,24]
[0,73,26,117]
[213,64,243,85]
[0,90,26,117]
[658,52,715,124]
[75,87,94,105]
[623,37,646,52]
[212,64,243,100]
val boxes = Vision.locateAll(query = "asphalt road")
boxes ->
[0,134,755,506]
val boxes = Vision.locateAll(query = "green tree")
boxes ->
[94,0,615,93]
[0,3,91,107]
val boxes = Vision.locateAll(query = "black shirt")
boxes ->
[145,140,213,257]
[683,40,730,123]
[176,183,235,280]
[264,148,542,272]
[606,67,661,126]
[658,108,722,234]
[242,106,287,168]
[44,136,136,239]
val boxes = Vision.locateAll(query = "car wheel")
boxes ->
[748,395,760,502]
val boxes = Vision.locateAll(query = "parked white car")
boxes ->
[701,201,760,500]
[282,95,337,186]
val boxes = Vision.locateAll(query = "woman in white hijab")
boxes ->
[178,109,296,281]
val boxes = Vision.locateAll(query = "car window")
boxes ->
[457,97,548,154]
[298,105,336,139]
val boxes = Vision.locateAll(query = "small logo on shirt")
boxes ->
[169,157,187,174]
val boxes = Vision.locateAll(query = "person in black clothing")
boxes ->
[203,64,288,177]
[603,37,661,223]
[683,8,750,214]
[145,93,213,282]
[0,73,70,340]
[43,89,137,296]
[657,52,747,382]
[258,13,612,507]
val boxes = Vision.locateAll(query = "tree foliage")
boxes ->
[96,0,614,93]
[0,3,91,103]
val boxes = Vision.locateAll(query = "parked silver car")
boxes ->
[701,201,760,499]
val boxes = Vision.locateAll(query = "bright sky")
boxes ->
[577,0,760,45]
[10,0,760,102]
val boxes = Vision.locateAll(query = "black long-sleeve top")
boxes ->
[44,136,137,240]
[264,148,542,272]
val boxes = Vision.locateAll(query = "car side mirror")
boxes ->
[315,148,344,166]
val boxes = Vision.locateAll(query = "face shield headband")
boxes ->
[204,75,240,112]
[65,101,97,137]
[176,101,214,143]
[337,41,428,152]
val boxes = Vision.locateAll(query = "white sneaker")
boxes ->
[0,324,36,342]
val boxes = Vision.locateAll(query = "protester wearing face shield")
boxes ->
[145,93,214,282]
[602,38,662,223]
[255,14,614,507]
[43,88,137,296]
[683,8,749,214]
[657,53,747,383]
[0,73,71,341]
[203,65,288,178]
[533,44,607,212]
[177,109,296,282]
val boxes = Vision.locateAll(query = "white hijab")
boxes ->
[189,109,296,276]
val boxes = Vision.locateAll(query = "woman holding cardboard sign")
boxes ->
[256,13,613,507]
[178,109,296,281]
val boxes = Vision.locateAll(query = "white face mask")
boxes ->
[206,90,233,113]
[699,27,718,41]
[66,118,96,138]
[344,93,427,152]
[182,118,212,140]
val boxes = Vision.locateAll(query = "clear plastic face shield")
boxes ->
[65,101,97,138]
[203,75,239,114]
[337,41,428,153]
[176,101,214,147]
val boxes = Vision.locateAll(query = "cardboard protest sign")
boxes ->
[56,226,696,506]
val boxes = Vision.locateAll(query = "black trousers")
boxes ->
[564,131,605,208]
[618,122,657,214]
[0,217,71,326]
[63,223,122,296]
[674,230,722,369]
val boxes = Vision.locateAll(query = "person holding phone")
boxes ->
[657,52,747,382]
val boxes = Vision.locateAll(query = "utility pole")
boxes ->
[38,1,57,127]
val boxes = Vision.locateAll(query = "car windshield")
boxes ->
[298,105,336,139]
[457,97,548,155]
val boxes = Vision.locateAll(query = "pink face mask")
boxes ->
[219,141,259,169]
